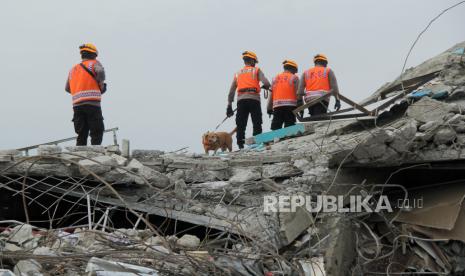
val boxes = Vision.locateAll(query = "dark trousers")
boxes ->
[73,105,105,146]
[308,100,328,116]
[236,99,262,147]
[271,106,296,130]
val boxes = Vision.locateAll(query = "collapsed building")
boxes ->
[0,41,465,275]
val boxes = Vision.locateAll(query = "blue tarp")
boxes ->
[409,89,432,99]
[254,124,306,144]
[452,47,465,55]
[431,91,448,100]
[409,89,448,100]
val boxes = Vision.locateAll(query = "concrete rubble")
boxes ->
[0,41,464,275]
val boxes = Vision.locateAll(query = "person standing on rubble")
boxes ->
[65,43,107,146]
[227,51,271,149]
[298,54,341,116]
[267,60,299,130]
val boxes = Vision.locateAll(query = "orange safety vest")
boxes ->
[235,66,261,95]
[304,66,331,100]
[69,60,102,105]
[272,71,297,108]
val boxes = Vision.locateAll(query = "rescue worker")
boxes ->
[297,54,341,116]
[227,51,271,149]
[65,43,107,146]
[267,60,299,130]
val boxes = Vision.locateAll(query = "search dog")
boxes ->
[202,128,237,155]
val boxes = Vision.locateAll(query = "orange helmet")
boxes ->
[79,43,98,56]
[314,54,328,63]
[242,51,258,62]
[283,59,298,70]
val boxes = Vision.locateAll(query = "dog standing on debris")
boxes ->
[202,128,237,155]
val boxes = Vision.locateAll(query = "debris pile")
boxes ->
[0,41,464,275]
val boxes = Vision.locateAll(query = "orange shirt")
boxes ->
[304,66,331,93]
[69,60,101,105]
[235,66,261,95]
[272,71,298,108]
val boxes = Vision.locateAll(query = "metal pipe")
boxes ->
[16,127,119,153]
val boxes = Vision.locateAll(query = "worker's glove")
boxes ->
[226,105,234,117]
[267,109,273,116]
[101,83,107,94]
[334,99,341,111]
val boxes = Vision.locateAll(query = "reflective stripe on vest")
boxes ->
[304,67,330,101]
[69,60,101,105]
[236,66,261,95]
[272,72,297,108]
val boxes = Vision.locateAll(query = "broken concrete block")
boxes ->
[102,168,136,184]
[293,159,312,172]
[434,127,457,145]
[455,122,465,133]
[78,156,116,176]
[364,128,394,145]
[446,114,465,125]
[188,204,206,214]
[127,159,170,188]
[61,150,104,163]
[174,179,191,198]
[353,143,387,160]
[228,157,263,167]
[413,132,428,149]
[105,144,120,154]
[407,97,455,123]
[65,145,105,153]
[261,154,292,164]
[443,112,456,122]
[176,234,200,248]
[132,149,164,161]
[184,168,229,183]
[388,120,418,153]
[394,120,418,140]
[166,156,229,171]
[144,236,164,246]
[230,166,262,182]
[110,153,127,166]
[190,181,230,190]
[419,120,442,132]
[37,145,62,155]
[14,259,43,276]
[279,206,314,246]
[8,224,36,251]
[262,163,302,179]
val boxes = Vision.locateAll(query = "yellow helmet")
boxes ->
[283,59,298,70]
[314,54,328,63]
[242,51,258,62]
[79,43,98,55]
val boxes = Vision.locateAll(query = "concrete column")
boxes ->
[122,139,130,158]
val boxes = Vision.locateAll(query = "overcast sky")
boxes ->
[0,0,464,153]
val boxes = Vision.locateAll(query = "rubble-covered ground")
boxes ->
[1,41,465,275]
